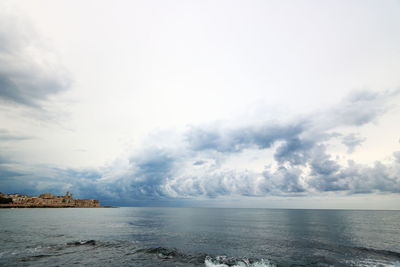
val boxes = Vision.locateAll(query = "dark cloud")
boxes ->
[0,162,102,198]
[0,90,399,205]
[309,145,341,177]
[274,137,314,165]
[341,133,365,153]
[126,148,176,199]
[185,123,304,153]
[309,158,400,194]
[133,90,399,199]
[185,90,396,156]
[263,165,305,194]
[0,162,35,195]
[0,12,70,108]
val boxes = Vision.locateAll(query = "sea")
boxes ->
[0,207,399,267]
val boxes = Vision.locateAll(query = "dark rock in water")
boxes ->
[67,240,96,246]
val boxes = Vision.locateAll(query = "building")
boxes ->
[0,192,101,208]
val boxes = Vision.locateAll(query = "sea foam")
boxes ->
[204,256,275,267]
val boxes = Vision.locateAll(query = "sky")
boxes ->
[0,0,400,209]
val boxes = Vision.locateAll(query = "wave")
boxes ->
[3,239,400,267]
[137,246,208,264]
[66,240,96,246]
[352,247,400,259]
[138,246,275,266]
[204,256,275,267]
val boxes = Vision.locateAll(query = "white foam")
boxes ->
[204,256,276,267]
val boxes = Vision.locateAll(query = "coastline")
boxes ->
[0,205,115,208]
[0,192,104,208]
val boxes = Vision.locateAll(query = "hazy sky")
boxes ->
[1,0,400,209]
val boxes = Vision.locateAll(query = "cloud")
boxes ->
[113,89,400,200]
[0,89,399,204]
[0,129,32,141]
[322,90,393,127]
[0,11,70,108]
[273,137,314,165]
[342,133,366,153]
[185,122,304,153]
[193,160,207,166]
[262,165,306,194]
[125,148,177,199]
[309,155,400,194]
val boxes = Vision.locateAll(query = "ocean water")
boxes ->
[0,208,399,267]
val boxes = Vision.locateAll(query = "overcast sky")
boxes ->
[1,0,400,209]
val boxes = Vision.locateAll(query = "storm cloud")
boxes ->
[0,89,399,204]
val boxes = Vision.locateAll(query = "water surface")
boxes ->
[1,208,399,266]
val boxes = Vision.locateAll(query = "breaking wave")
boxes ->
[2,239,400,267]
[140,247,275,266]
[204,256,275,267]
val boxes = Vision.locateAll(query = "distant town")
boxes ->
[0,192,102,208]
